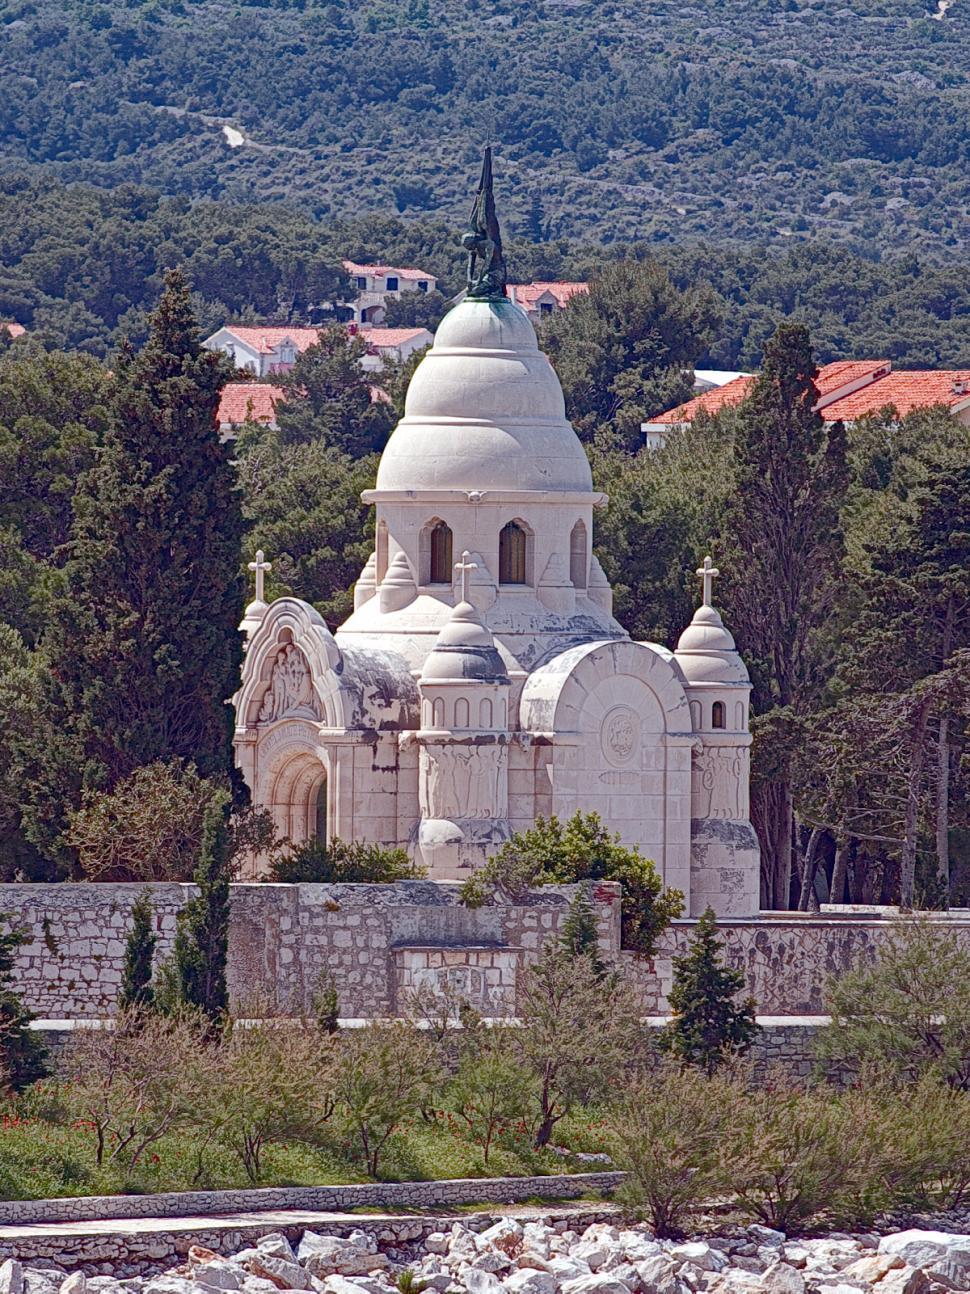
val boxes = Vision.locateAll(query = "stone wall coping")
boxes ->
[0,1172,625,1225]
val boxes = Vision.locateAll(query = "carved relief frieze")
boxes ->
[258,644,322,724]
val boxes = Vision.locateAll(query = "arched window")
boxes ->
[735,701,745,730]
[479,698,493,728]
[432,698,445,728]
[429,522,453,584]
[455,698,469,728]
[499,522,528,585]
[569,520,588,589]
[313,778,328,841]
[712,701,726,730]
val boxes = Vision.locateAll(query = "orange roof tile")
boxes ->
[343,261,436,283]
[814,360,889,395]
[224,327,323,355]
[218,382,283,426]
[507,282,588,311]
[822,370,970,420]
[358,326,432,349]
[1,322,25,338]
[650,375,756,425]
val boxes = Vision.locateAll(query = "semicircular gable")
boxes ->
[234,598,355,731]
[519,639,692,736]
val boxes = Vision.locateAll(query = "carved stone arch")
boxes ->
[499,517,534,586]
[257,738,330,846]
[234,598,352,732]
[419,516,454,585]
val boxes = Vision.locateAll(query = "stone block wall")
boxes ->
[6,880,621,1019]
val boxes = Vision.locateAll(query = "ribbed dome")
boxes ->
[420,600,509,684]
[375,299,593,494]
[674,604,751,685]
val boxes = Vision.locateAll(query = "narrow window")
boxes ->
[313,779,327,841]
[432,698,445,727]
[712,701,726,730]
[376,519,388,582]
[429,521,453,584]
[386,276,399,291]
[499,522,527,585]
[479,698,493,728]
[735,701,745,729]
[455,698,469,728]
[357,276,367,289]
[418,280,429,292]
[569,520,587,589]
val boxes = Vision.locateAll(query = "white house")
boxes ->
[204,324,433,378]
[342,261,438,325]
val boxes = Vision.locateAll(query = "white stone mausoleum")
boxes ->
[232,293,760,916]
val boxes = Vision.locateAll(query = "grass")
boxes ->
[0,1102,613,1203]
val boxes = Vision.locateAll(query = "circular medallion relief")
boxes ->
[601,706,640,767]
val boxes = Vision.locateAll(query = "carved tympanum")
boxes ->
[258,644,320,723]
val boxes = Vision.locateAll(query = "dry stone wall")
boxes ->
[8,881,970,1020]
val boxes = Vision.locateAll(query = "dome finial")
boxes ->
[696,554,720,607]
[461,146,507,302]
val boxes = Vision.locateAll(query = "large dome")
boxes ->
[374,299,594,494]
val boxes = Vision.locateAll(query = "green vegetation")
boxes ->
[0,0,968,259]
[659,907,759,1075]
[269,838,424,884]
[461,811,683,957]
[118,893,156,1012]
[0,914,48,1090]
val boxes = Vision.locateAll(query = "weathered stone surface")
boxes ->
[561,1274,633,1294]
[759,1262,804,1294]
[0,1261,24,1294]
[60,1276,87,1294]
[879,1239,965,1270]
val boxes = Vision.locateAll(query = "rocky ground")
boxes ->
[3,1218,970,1294]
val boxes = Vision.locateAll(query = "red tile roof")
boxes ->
[1,322,25,338]
[343,261,436,283]
[358,326,432,350]
[223,327,323,355]
[648,360,970,427]
[822,370,970,420]
[507,282,588,311]
[218,382,283,427]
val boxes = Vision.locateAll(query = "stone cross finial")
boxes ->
[455,550,478,603]
[248,549,272,604]
[696,555,720,607]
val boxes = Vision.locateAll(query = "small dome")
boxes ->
[675,604,750,685]
[375,299,593,494]
[420,600,509,684]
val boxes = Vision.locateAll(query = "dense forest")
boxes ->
[2,174,969,368]
[0,0,967,255]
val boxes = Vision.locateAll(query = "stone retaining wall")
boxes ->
[8,882,970,1020]
[0,1173,624,1226]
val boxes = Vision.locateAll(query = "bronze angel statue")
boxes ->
[461,146,507,301]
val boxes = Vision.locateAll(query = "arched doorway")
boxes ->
[269,752,328,844]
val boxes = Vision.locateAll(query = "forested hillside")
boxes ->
[3,174,970,366]
[0,0,967,255]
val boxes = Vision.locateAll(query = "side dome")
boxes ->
[674,604,750,685]
[374,298,594,494]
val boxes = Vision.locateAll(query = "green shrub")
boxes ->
[607,1064,738,1237]
[819,920,970,1089]
[0,914,48,1090]
[460,811,683,957]
[270,837,425,884]
[448,1033,532,1166]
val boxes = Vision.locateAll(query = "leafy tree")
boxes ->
[0,914,49,1090]
[157,797,232,1026]
[382,289,450,330]
[542,260,719,449]
[46,269,244,790]
[236,428,378,629]
[275,329,396,455]
[720,324,849,909]
[515,940,643,1147]
[659,907,758,1074]
[461,811,683,958]
[270,837,423,884]
[819,920,970,1089]
[448,1033,532,1165]
[118,893,157,1012]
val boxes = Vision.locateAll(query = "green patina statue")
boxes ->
[462,146,508,302]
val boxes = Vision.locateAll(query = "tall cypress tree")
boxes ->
[118,892,157,1010]
[47,270,244,788]
[720,324,849,910]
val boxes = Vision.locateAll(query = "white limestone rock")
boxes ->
[840,1256,903,1284]
[425,1240,450,1259]
[671,1246,727,1274]
[256,1240,298,1266]
[930,1255,970,1293]
[477,1223,523,1259]
[460,1270,504,1294]
[503,1269,557,1294]
[0,1261,24,1294]
[878,1268,932,1294]
[758,1263,804,1294]
[298,1239,386,1280]
[548,1259,592,1284]
[60,1276,87,1294]
[246,1256,312,1291]
[746,1233,785,1252]
[521,1228,553,1262]
[561,1274,634,1294]
[571,1248,609,1274]
[193,1263,246,1292]
[879,1236,970,1269]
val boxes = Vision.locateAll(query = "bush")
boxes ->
[608,1064,738,1237]
[448,1033,532,1166]
[460,811,683,957]
[270,837,425,884]
[660,906,758,1074]
[819,919,970,1088]
[0,915,48,1091]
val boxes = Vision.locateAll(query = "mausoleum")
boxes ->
[232,155,760,917]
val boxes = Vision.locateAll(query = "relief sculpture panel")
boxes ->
[419,742,508,820]
[258,644,321,723]
[692,745,749,819]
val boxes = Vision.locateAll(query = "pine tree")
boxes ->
[118,892,157,1010]
[660,907,758,1075]
[159,797,231,1025]
[559,886,604,974]
[720,323,849,909]
[46,269,244,790]
[0,915,49,1089]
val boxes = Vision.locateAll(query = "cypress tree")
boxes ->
[118,892,157,1010]
[560,886,604,974]
[47,269,244,789]
[720,323,849,909]
[0,915,49,1089]
[160,796,231,1024]
[660,907,758,1075]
